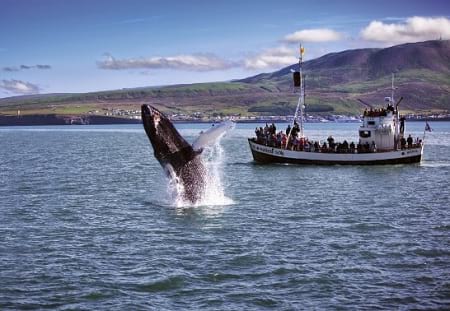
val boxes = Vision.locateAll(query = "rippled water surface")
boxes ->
[1,122,449,310]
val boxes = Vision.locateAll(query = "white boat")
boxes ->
[248,46,426,165]
[248,140,423,165]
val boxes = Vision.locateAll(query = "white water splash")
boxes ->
[166,131,235,208]
[421,161,450,168]
[198,141,235,206]
[164,165,188,207]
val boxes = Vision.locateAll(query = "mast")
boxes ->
[391,73,395,104]
[285,44,305,149]
[299,45,305,138]
[293,44,305,137]
[392,73,400,149]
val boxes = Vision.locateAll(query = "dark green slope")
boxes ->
[1,40,449,116]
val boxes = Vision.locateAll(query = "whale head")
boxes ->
[141,104,206,204]
[141,104,195,165]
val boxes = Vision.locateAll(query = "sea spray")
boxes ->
[164,164,187,207]
[198,141,234,206]
[167,128,234,208]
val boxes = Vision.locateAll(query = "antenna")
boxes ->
[395,96,403,109]
[391,73,395,104]
[357,98,373,109]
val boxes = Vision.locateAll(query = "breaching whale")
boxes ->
[141,104,234,204]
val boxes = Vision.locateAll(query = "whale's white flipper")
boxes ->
[192,120,235,151]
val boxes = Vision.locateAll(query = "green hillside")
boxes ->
[1,40,449,118]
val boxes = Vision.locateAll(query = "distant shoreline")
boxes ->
[0,114,448,127]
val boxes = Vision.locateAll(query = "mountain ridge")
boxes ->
[240,40,449,84]
[1,40,449,117]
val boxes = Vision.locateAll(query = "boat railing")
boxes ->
[250,137,422,154]
[363,106,395,118]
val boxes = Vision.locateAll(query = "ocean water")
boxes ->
[0,122,449,310]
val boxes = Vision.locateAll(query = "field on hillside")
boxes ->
[1,41,449,118]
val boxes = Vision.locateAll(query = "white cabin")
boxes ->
[359,109,396,151]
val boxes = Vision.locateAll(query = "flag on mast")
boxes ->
[300,46,305,55]
[425,121,432,132]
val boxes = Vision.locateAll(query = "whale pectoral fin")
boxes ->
[191,121,235,151]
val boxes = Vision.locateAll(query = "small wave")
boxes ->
[82,291,110,300]
[136,276,185,292]
[348,222,395,232]
[141,199,172,209]
[252,297,278,307]
[420,161,450,168]
[229,161,255,166]
[229,253,266,267]
[412,248,450,258]
[272,266,304,276]
[204,272,241,282]
[432,224,450,231]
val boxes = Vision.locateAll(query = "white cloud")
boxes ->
[97,53,238,71]
[360,16,450,43]
[284,28,343,42]
[0,79,40,95]
[244,46,298,70]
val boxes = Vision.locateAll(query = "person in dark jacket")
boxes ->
[401,137,407,149]
[407,134,413,148]
[400,116,405,134]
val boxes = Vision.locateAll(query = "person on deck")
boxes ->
[343,140,349,153]
[293,121,300,134]
[304,141,310,152]
[292,137,298,151]
[299,137,305,151]
[291,126,298,138]
[407,135,413,148]
[281,134,287,149]
[400,117,405,134]
[276,132,282,148]
[314,141,320,152]
[327,135,334,146]
[400,137,406,150]
[350,142,355,153]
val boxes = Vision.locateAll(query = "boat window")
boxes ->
[359,130,371,138]
[368,121,375,125]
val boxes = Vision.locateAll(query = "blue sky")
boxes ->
[0,0,449,97]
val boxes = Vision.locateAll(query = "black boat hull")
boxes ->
[248,139,422,165]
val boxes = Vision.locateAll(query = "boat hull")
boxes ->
[248,139,422,165]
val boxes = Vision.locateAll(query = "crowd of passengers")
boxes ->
[363,104,395,117]
[254,123,421,153]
